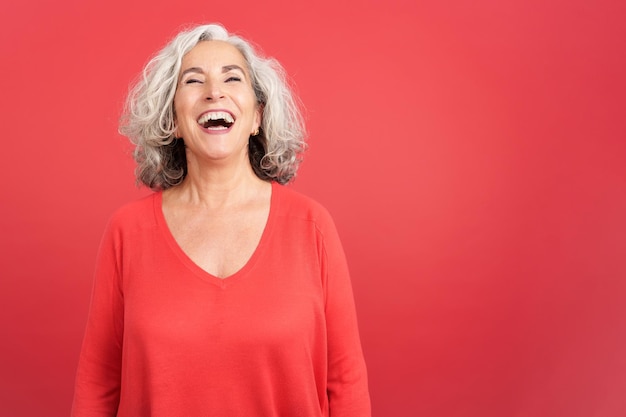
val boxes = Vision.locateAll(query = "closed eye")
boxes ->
[225,76,242,82]
[184,79,202,84]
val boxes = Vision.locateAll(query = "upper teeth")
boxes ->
[198,111,234,124]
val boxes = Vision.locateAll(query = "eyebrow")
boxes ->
[179,65,247,79]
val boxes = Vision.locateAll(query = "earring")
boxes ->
[252,128,259,136]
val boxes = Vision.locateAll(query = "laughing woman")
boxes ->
[72,24,371,417]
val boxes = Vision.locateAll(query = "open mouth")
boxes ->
[197,111,235,131]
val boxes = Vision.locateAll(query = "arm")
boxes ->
[319,212,372,416]
[72,220,124,417]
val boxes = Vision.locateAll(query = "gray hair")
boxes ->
[119,24,307,189]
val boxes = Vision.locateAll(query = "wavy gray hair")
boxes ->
[119,24,307,189]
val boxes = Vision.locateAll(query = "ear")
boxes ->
[253,104,263,132]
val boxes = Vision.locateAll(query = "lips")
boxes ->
[197,110,235,131]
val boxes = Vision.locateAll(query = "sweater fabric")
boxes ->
[72,183,370,417]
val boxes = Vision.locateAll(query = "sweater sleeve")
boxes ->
[318,211,372,416]
[72,218,124,417]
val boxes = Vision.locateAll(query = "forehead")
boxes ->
[181,40,248,69]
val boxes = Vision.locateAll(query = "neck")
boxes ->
[168,156,268,210]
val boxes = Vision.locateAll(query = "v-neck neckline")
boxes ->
[153,182,278,288]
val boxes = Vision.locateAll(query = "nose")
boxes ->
[204,80,225,101]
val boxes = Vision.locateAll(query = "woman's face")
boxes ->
[174,40,261,166]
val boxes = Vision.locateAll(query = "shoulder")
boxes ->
[274,184,334,224]
[105,193,158,232]
[272,184,340,241]
[94,193,158,258]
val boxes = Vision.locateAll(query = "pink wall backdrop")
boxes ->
[1,1,625,416]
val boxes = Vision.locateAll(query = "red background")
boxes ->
[1,1,625,416]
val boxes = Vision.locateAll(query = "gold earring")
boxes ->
[252,128,259,136]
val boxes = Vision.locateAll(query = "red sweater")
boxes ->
[72,183,370,417]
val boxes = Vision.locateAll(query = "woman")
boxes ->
[72,23,370,417]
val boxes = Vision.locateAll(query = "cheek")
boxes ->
[173,89,196,115]
[173,97,195,126]
[172,98,192,137]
